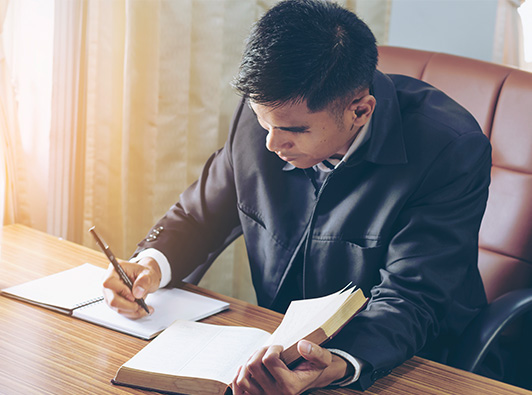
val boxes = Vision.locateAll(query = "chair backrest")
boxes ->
[377,46,532,303]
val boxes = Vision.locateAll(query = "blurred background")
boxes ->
[1,0,531,303]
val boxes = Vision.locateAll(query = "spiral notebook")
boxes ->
[1,263,230,340]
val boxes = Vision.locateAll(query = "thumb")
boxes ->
[297,340,332,369]
[132,269,152,299]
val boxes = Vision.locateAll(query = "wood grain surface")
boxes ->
[0,224,529,395]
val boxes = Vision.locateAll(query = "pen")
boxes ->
[89,226,150,314]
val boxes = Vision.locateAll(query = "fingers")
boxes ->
[135,257,162,293]
[261,345,291,384]
[296,341,352,390]
[232,366,264,395]
[232,344,330,394]
[102,260,157,319]
[233,346,280,394]
[131,267,153,299]
[297,340,332,369]
[231,342,338,395]
[233,345,307,395]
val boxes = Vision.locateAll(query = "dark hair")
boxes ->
[232,0,378,112]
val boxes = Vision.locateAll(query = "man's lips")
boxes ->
[276,152,297,162]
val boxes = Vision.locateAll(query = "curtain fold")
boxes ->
[342,0,391,45]
[48,0,87,242]
[493,0,526,67]
[2,0,390,303]
[0,0,30,228]
[82,0,127,251]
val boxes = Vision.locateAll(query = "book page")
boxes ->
[73,288,229,339]
[122,320,271,385]
[266,287,353,348]
[1,263,105,311]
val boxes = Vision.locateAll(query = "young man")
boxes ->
[102,0,492,393]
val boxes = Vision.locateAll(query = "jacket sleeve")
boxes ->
[131,101,246,286]
[327,131,492,390]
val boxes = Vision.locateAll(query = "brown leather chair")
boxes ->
[378,45,532,388]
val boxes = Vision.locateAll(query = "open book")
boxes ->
[1,263,229,340]
[112,285,368,395]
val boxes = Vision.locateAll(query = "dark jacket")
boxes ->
[135,71,491,389]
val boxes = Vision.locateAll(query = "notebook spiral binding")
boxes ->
[73,296,104,309]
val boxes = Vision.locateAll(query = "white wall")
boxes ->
[387,0,499,62]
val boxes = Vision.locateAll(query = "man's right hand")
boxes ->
[102,257,162,319]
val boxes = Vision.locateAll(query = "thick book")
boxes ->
[1,263,229,340]
[112,285,368,395]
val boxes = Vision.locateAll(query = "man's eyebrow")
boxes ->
[278,125,309,133]
[248,102,309,133]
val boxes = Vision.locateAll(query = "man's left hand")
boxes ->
[231,340,351,395]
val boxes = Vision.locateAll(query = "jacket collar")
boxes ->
[359,70,408,166]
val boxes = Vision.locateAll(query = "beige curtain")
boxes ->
[2,0,390,304]
[493,0,526,67]
[78,0,276,304]
[0,0,12,229]
[0,0,31,230]
[518,0,532,71]
[342,0,391,45]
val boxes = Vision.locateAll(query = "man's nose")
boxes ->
[265,129,293,152]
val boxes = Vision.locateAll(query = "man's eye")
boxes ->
[284,128,309,134]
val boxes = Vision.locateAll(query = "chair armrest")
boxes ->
[447,288,532,373]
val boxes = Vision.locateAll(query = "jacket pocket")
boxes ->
[306,237,385,296]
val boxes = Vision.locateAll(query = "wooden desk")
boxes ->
[0,224,529,395]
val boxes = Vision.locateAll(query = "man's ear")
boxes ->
[348,94,376,126]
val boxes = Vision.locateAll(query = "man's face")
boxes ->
[250,100,361,169]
